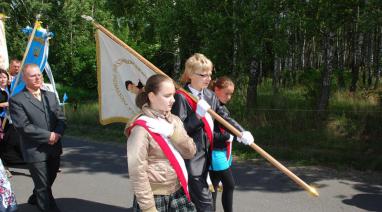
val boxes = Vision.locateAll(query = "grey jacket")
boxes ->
[171,85,244,176]
[9,89,66,162]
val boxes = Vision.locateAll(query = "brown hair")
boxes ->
[135,74,173,109]
[0,68,9,80]
[10,59,21,64]
[180,53,213,84]
[209,76,234,91]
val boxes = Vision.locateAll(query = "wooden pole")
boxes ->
[88,18,319,197]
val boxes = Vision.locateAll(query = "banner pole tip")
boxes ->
[81,15,94,22]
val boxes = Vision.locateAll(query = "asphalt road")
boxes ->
[8,137,382,212]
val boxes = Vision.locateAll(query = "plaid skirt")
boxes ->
[133,188,196,212]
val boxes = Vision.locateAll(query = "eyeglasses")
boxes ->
[194,73,212,78]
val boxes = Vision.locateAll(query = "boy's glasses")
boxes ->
[194,73,212,78]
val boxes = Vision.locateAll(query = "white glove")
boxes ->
[196,99,211,117]
[146,118,174,137]
[238,131,254,145]
[227,134,234,143]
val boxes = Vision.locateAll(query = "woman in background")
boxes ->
[0,68,17,212]
[0,68,9,137]
[209,76,239,212]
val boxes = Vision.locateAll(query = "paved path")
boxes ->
[8,137,382,212]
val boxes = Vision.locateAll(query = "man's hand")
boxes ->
[48,132,61,145]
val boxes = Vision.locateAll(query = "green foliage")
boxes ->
[56,83,97,103]
[1,0,382,170]
[229,80,382,171]
[64,101,126,143]
[298,69,322,107]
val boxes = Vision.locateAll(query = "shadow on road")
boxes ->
[17,198,133,212]
[60,137,128,177]
[342,183,382,211]
[60,137,382,200]
[232,161,323,193]
[232,159,382,196]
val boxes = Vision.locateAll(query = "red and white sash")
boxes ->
[129,116,191,201]
[219,126,232,161]
[176,89,214,149]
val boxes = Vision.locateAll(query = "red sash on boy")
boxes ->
[219,126,232,161]
[129,117,191,201]
[176,89,214,149]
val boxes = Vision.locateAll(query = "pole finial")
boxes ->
[81,15,94,22]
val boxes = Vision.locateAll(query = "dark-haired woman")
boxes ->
[0,68,10,163]
[0,68,17,212]
[209,76,237,212]
[0,68,9,132]
[126,74,196,212]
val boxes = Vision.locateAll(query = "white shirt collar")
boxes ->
[188,85,203,100]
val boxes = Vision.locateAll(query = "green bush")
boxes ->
[56,83,98,103]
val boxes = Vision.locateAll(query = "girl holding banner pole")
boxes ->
[126,74,196,212]
[171,53,254,212]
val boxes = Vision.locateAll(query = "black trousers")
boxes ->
[188,171,214,212]
[210,168,235,212]
[28,156,60,212]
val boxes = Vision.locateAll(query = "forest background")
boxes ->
[1,0,381,171]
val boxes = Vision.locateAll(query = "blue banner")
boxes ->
[11,21,53,96]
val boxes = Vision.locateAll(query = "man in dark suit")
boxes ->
[9,64,66,212]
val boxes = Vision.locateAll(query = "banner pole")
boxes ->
[84,16,318,197]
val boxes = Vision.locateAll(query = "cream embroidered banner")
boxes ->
[96,29,156,124]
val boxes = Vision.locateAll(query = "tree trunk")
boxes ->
[374,27,381,89]
[232,0,238,74]
[258,60,263,85]
[173,36,181,79]
[272,56,280,93]
[317,32,335,112]
[350,6,362,93]
[367,33,373,88]
[337,29,346,90]
[350,31,363,92]
[302,30,306,70]
[246,57,260,109]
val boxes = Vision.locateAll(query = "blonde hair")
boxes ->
[180,53,213,84]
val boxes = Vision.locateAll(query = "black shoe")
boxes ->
[50,202,61,212]
[48,205,61,212]
[27,194,37,205]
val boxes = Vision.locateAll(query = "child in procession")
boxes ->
[171,53,254,212]
[126,74,197,212]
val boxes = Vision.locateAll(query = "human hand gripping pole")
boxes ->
[237,131,254,145]
[196,99,211,118]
